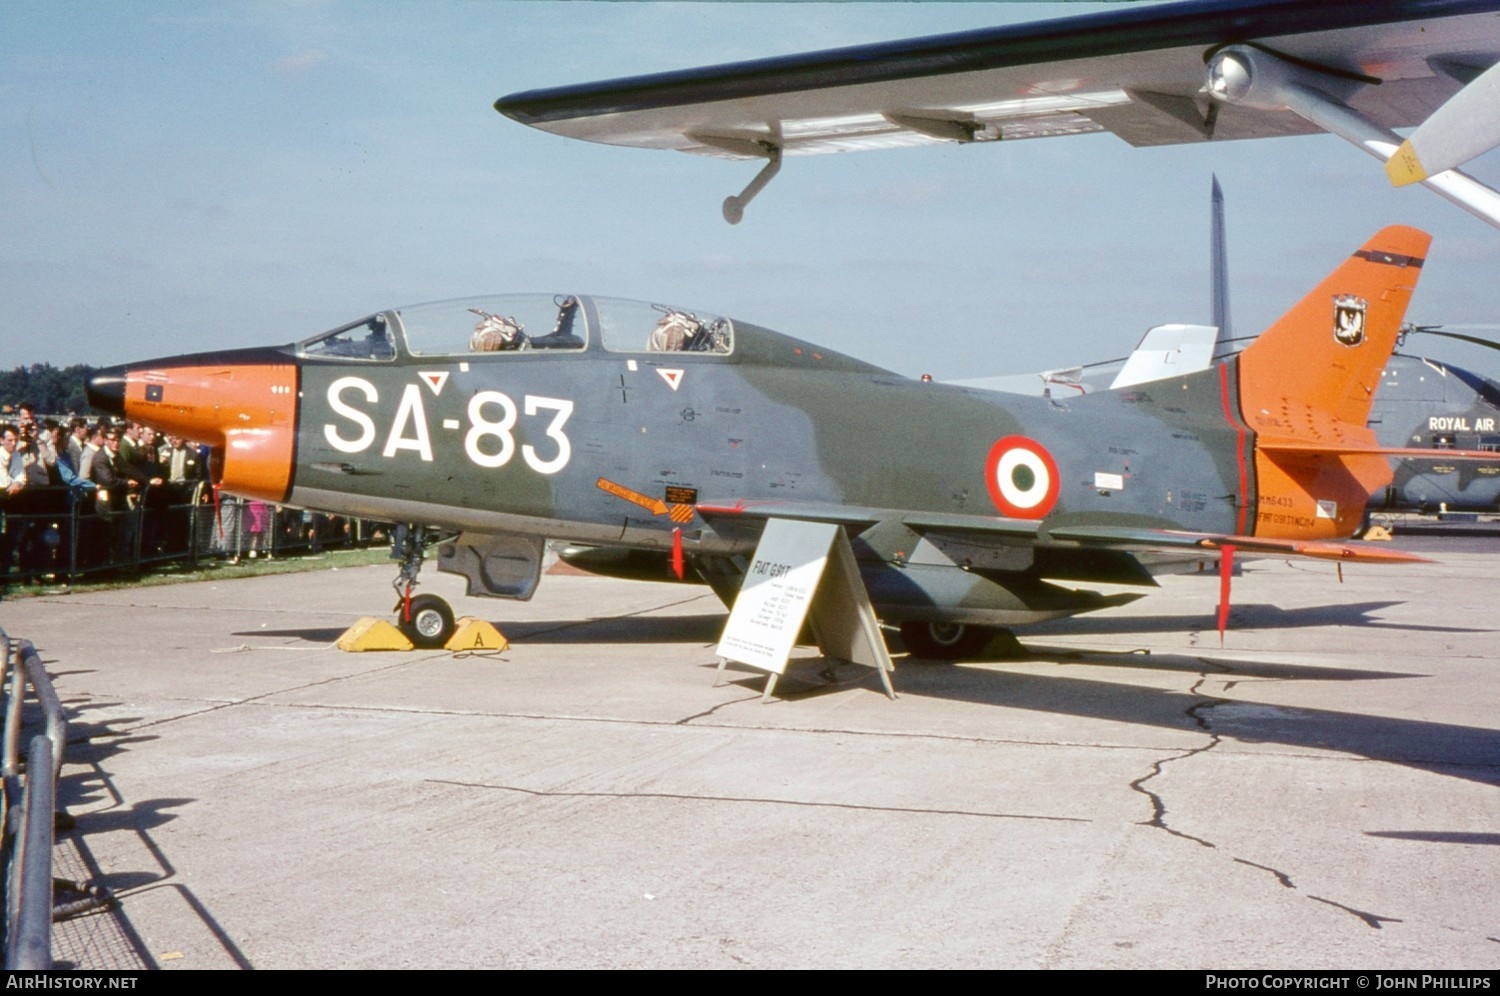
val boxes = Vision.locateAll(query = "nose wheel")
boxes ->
[390,524,457,649]
[398,593,456,649]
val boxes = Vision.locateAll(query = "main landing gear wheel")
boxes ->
[398,593,455,649]
[898,621,996,660]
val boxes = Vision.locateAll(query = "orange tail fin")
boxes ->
[1239,226,1429,430]
[1235,226,1430,540]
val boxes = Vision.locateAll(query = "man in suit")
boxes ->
[160,435,207,555]
[92,427,161,568]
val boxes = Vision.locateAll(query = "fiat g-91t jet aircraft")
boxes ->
[88,227,1464,654]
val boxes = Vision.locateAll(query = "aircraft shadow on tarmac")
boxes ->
[515,598,1481,641]
[953,648,1422,683]
[744,649,1500,791]
[1367,830,1500,845]
[236,627,357,642]
[233,598,1488,648]
[1027,599,1487,637]
[236,611,730,646]
[216,602,1500,793]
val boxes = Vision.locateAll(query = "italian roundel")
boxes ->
[985,436,1060,519]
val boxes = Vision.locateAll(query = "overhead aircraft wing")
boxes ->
[496,0,1498,159]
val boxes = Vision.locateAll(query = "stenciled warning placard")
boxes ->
[715,519,838,674]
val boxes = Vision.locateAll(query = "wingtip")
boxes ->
[1301,544,1433,566]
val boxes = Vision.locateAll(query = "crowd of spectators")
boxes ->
[0,403,378,585]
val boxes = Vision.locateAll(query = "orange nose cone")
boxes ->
[91,351,299,503]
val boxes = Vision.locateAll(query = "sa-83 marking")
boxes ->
[321,375,575,474]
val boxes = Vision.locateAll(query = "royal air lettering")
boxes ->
[1428,416,1496,431]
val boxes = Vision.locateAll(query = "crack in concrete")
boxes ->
[676,694,761,724]
[1130,664,1228,849]
[1234,857,1295,889]
[1309,895,1403,929]
[426,777,1089,823]
[1136,658,1409,933]
[220,697,1187,753]
[1129,747,1216,849]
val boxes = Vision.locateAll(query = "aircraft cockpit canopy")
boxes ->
[298,314,398,361]
[400,294,590,355]
[297,294,737,359]
[594,298,733,355]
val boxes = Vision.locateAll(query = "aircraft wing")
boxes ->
[1044,525,1429,564]
[496,0,1500,160]
[695,498,1041,538]
[695,500,1428,566]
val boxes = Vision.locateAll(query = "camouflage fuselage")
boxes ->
[285,316,1249,554]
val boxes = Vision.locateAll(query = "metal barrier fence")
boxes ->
[0,483,388,588]
[0,630,66,969]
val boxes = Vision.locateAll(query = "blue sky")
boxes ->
[6,1,1500,380]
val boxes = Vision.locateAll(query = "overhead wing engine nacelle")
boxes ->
[1206,45,1500,230]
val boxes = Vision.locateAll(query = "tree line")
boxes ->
[0,363,99,417]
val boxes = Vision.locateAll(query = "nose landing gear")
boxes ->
[391,524,457,649]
